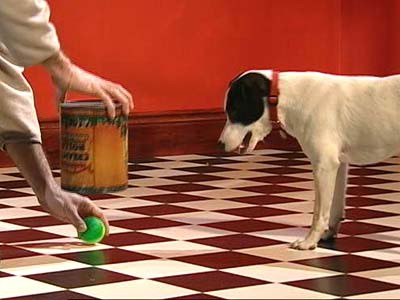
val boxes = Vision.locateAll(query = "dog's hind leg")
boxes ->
[291,146,340,250]
[321,162,348,241]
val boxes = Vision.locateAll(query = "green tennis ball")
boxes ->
[78,216,106,244]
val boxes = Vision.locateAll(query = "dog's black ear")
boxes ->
[226,73,270,126]
[229,71,246,87]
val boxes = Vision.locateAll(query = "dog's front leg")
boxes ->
[291,155,340,250]
[321,163,348,240]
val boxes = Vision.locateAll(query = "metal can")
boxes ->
[60,101,128,194]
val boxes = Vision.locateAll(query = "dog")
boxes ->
[218,70,400,250]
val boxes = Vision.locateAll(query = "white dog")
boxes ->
[219,70,400,250]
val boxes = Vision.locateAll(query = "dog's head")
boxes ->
[218,71,273,154]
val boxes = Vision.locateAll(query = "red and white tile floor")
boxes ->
[0,149,400,299]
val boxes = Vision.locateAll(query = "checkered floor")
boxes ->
[1,149,400,299]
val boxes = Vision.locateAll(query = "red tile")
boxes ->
[177,166,233,173]
[0,229,63,243]
[270,152,307,159]
[4,291,97,300]
[0,180,30,189]
[0,245,38,259]
[231,195,301,205]
[169,174,226,183]
[239,185,307,194]
[175,251,275,269]
[266,160,310,166]
[295,254,398,273]
[204,219,290,233]
[258,167,310,175]
[345,208,396,220]
[124,204,197,216]
[191,234,282,250]
[6,216,66,227]
[110,217,186,230]
[0,190,32,198]
[140,193,209,203]
[155,184,217,192]
[251,175,311,184]
[318,236,398,252]
[348,176,396,185]
[156,271,267,292]
[167,293,223,300]
[86,194,123,200]
[190,158,239,165]
[29,267,137,289]
[287,275,399,297]
[102,231,171,247]
[0,271,11,278]
[346,197,393,207]
[347,186,397,196]
[57,248,156,265]
[217,206,297,218]
[339,221,398,235]
[349,168,394,176]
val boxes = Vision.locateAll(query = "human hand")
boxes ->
[43,51,133,118]
[40,185,110,235]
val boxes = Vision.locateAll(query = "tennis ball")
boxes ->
[78,216,106,244]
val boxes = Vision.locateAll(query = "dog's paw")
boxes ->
[320,229,337,241]
[290,239,317,250]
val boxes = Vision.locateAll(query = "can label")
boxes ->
[61,107,128,194]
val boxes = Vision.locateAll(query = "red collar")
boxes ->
[267,70,280,126]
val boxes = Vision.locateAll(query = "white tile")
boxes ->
[128,178,183,187]
[249,227,310,243]
[362,216,400,228]
[159,211,245,225]
[359,230,400,245]
[202,179,266,188]
[1,255,87,276]
[0,220,27,232]
[185,188,261,199]
[139,161,202,169]
[209,283,335,299]
[103,209,146,221]
[276,190,315,201]
[100,259,212,278]
[353,266,400,285]
[140,224,233,240]
[93,197,158,209]
[368,182,400,191]
[157,154,213,160]
[221,162,273,170]
[174,199,253,211]
[238,243,343,261]
[122,240,222,258]
[348,289,400,299]
[134,169,195,178]
[0,196,39,207]
[355,247,400,263]
[13,237,112,255]
[0,276,62,299]
[73,279,195,299]
[260,213,313,227]
[225,262,339,282]
[211,170,267,179]
[0,207,46,220]
[267,200,314,213]
[110,187,173,197]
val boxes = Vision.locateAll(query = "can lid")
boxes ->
[60,100,122,109]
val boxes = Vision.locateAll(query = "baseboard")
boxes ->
[0,109,300,167]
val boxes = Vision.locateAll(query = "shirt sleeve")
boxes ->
[0,0,60,67]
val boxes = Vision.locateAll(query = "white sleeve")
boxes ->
[0,0,60,67]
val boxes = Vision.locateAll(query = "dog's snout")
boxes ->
[217,140,225,151]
